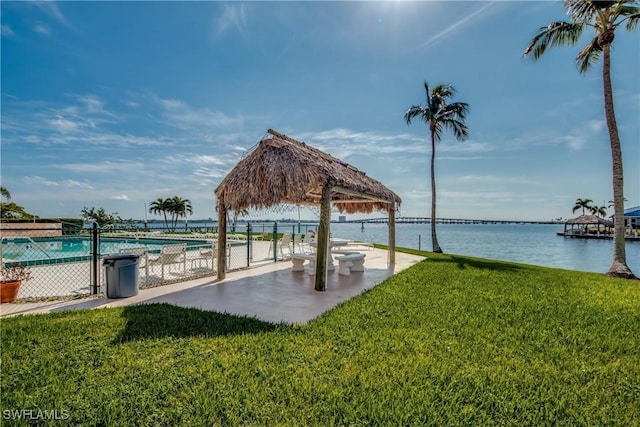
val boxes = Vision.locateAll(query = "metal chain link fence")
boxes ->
[1,221,315,303]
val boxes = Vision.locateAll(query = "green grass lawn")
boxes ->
[2,250,639,426]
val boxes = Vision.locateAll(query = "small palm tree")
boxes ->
[231,208,249,232]
[524,0,637,278]
[149,198,170,229]
[0,186,11,202]
[169,196,193,231]
[572,198,594,215]
[405,82,469,253]
[590,205,607,217]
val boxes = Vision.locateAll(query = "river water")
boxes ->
[143,221,639,275]
[327,222,639,275]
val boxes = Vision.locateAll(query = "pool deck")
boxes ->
[0,247,425,324]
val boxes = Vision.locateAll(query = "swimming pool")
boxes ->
[1,236,212,266]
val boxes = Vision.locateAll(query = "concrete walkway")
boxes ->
[0,248,425,324]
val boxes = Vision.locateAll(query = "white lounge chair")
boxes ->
[301,232,315,253]
[278,233,293,259]
[118,246,149,279]
[293,234,303,253]
[191,242,216,271]
[148,243,186,281]
[268,233,293,259]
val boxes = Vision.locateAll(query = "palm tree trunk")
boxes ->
[430,129,442,253]
[602,44,636,279]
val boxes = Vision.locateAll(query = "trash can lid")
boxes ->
[102,253,141,260]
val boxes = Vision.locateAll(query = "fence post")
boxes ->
[273,222,278,262]
[247,223,252,265]
[92,222,99,295]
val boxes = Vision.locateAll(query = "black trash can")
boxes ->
[103,253,140,298]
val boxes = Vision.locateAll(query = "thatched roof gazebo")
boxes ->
[214,129,402,291]
[562,214,613,236]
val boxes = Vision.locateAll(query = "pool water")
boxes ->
[1,237,208,266]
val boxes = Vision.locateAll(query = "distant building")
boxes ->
[624,206,640,229]
[338,216,346,222]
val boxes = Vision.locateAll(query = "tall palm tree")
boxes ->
[572,197,594,215]
[149,198,170,229]
[404,82,469,253]
[524,0,638,279]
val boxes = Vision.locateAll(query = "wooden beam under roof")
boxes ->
[332,186,391,204]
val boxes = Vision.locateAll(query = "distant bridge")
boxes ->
[342,217,560,225]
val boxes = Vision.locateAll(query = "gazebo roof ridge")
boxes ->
[266,129,370,179]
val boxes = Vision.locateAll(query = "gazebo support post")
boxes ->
[315,180,334,292]
[388,203,396,265]
[217,201,227,280]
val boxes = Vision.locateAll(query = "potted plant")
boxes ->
[1,262,32,303]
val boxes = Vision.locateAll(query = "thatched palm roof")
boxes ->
[565,215,613,227]
[215,129,401,214]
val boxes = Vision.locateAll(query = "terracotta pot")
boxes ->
[0,280,22,303]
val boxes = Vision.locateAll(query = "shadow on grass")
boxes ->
[427,254,528,273]
[114,303,285,343]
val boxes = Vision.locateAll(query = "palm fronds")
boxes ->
[524,21,584,59]
[576,36,602,72]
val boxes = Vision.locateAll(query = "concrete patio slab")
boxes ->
[1,248,425,324]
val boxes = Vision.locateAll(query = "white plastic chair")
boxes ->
[148,243,186,281]
[301,232,315,253]
[119,247,149,279]
[278,233,293,259]
[191,241,216,271]
[293,234,303,253]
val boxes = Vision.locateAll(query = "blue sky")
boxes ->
[1,1,638,222]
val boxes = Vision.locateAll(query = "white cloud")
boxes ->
[159,98,184,110]
[22,176,94,190]
[2,95,178,148]
[504,118,606,152]
[49,115,80,133]
[32,1,75,31]
[34,23,50,35]
[1,25,15,37]
[23,176,59,187]
[55,161,145,174]
[154,95,244,130]
[191,155,229,166]
[123,100,140,108]
[78,95,106,113]
[296,128,492,161]
[587,120,605,133]
[111,195,130,201]
[194,167,226,179]
[214,4,247,36]
[458,175,538,185]
[411,2,496,52]
[63,180,94,189]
